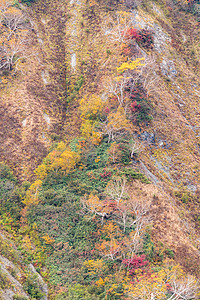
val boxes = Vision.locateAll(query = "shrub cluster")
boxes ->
[126,28,154,49]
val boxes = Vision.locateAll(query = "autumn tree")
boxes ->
[79,94,104,144]
[105,58,145,108]
[122,254,149,277]
[81,193,113,224]
[79,94,104,120]
[107,142,123,164]
[123,261,200,300]
[41,141,80,174]
[101,106,132,142]
[80,120,102,145]
[96,221,123,260]
[34,142,80,181]
[23,180,43,207]
[97,238,122,260]
[83,259,108,279]
[34,164,47,180]
[50,148,80,173]
[117,58,145,73]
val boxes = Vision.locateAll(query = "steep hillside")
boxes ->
[0,0,200,299]
[0,228,48,300]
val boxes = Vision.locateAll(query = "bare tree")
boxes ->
[128,138,141,158]
[0,0,29,72]
[134,54,160,98]
[129,201,150,233]
[2,7,25,33]
[0,33,28,71]
[105,177,151,232]
[167,275,199,300]
[102,12,132,43]
[108,76,130,106]
[123,229,144,256]
[106,176,128,204]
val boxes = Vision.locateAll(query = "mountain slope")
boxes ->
[0,0,200,299]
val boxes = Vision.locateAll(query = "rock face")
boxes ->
[0,262,48,300]
[0,255,26,289]
[28,264,48,300]
[1,290,15,300]
[0,253,28,299]
[0,233,47,300]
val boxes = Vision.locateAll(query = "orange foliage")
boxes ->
[103,106,133,142]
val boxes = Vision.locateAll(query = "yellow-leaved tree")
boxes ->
[106,58,145,106]
[42,142,80,176]
[23,180,43,207]
[80,119,102,145]
[80,94,104,120]
[36,141,80,175]
[34,164,47,180]
[96,221,123,260]
[83,259,108,277]
[26,142,80,208]
[102,106,132,142]
[50,148,80,173]
[79,94,104,145]
[117,58,145,73]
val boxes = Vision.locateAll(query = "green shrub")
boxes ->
[165,248,175,258]
[20,0,36,6]
[174,188,193,203]
[0,183,25,224]
[120,168,150,183]
[0,267,9,289]
[13,295,28,300]
[0,163,16,182]
[24,273,45,299]
[143,233,155,261]
[0,237,20,264]
[66,75,85,103]
[67,284,95,300]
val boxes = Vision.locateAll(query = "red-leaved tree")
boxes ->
[122,254,149,276]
